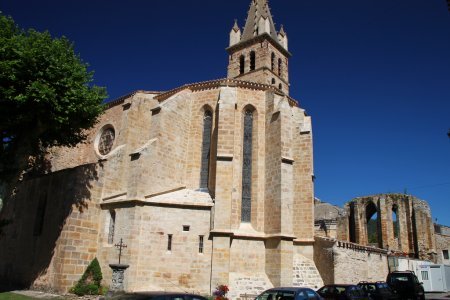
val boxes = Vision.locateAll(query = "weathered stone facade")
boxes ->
[342,194,436,261]
[435,224,450,265]
[0,0,323,296]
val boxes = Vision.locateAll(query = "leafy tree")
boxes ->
[0,13,107,203]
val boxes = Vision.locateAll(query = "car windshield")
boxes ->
[256,290,296,300]
[389,274,411,284]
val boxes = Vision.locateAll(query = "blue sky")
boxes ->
[2,0,450,225]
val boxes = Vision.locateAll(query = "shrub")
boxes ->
[70,258,104,296]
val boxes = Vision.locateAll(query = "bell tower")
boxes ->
[227,0,291,94]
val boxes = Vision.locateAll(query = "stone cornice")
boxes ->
[226,33,292,58]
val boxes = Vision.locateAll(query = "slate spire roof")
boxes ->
[241,0,279,43]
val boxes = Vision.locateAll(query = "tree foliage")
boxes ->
[0,13,106,185]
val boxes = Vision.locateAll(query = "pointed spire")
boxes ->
[279,24,286,36]
[232,19,240,32]
[241,0,279,43]
[229,20,242,47]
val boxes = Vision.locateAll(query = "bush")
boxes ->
[70,258,104,296]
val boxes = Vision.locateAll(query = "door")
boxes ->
[430,266,444,292]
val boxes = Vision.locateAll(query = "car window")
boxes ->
[169,297,184,300]
[297,291,308,300]
[276,291,295,300]
[256,291,278,300]
[305,289,319,300]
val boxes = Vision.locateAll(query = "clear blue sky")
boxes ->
[2,1,449,225]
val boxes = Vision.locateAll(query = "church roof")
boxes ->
[241,0,279,43]
[154,78,298,107]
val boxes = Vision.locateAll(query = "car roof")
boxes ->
[266,287,315,292]
[322,284,356,287]
[112,292,207,298]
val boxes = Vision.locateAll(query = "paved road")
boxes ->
[426,292,450,300]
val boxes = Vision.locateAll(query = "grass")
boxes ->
[0,293,37,300]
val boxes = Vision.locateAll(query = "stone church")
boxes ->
[0,0,324,297]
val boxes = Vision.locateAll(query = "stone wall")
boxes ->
[314,237,389,285]
[435,224,450,265]
[0,164,102,291]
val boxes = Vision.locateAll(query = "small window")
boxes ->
[444,250,449,260]
[183,225,190,232]
[108,210,116,244]
[271,78,275,84]
[33,193,47,236]
[199,235,204,253]
[278,83,282,90]
[421,271,429,280]
[167,234,173,251]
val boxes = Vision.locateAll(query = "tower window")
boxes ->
[271,52,275,71]
[200,110,212,190]
[444,250,449,260]
[278,83,282,90]
[199,235,204,254]
[278,58,282,76]
[183,225,190,232]
[239,55,245,74]
[271,78,275,84]
[108,210,116,244]
[241,109,254,222]
[250,51,256,71]
[167,234,173,251]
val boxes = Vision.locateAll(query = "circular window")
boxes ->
[98,127,115,156]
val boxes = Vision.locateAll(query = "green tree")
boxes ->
[0,13,107,203]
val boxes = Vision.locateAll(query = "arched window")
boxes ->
[271,52,275,71]
[366,202,382,248]
[278,83,282,90]
[271,78,275,85]
[393,205,399,239]
[278,58,282,76]
[239,55,245,74]
[250,51,256,71]
[200,110,213,190]
[108,210,116,244]
[241,109,254,222]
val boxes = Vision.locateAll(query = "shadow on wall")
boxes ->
[0,162,99,291]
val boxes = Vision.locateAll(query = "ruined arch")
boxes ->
[365,201,382,248]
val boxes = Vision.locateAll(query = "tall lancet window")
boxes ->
[239,55,245,74]
[241,109,254,222]
[200,110,213,190]
[278,58,282,76]
[271,52,275,71]
[250,51,256,71]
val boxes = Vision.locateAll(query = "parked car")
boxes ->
[317,284,368,300]
[107,291,209,300]
[386,271,425,300]
[255,287,323,300]
[357,281,398,300]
